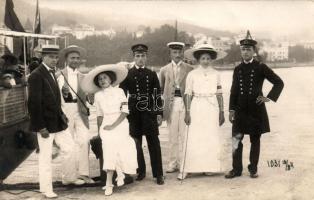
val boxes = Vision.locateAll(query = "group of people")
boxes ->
[27,31,284,198]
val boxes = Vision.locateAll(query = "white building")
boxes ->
[193,34,232,51]
[73,24,95,39]
[95,28,116,39]
[211,37,232,51]
[51,24,72,36]
[301,41,314,49]
[262,42,289,62]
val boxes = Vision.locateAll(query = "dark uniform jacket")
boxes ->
[120,66,163,137]
[28,64,67,133]
[229,59,284,135]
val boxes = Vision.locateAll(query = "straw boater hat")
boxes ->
[184,42,227,61]
[39,44,60,54]
[81,64,128,94]
[60,45,87,59]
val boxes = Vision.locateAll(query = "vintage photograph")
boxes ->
[0,0,313,199]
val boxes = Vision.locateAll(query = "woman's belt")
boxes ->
[192,92,216,98]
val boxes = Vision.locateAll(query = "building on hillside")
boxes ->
[94,28,116,39]
[51,24,72,36]
[301,41,314,49]
[210,37,232,51]
[262,42,289,62]
[73,24,95,39]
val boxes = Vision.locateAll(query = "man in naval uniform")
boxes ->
[159,42,193,177]
[120,44,165,185]
[225,31,284,179]
[58,45,94,184]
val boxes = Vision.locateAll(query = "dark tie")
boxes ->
[49,69,59,86]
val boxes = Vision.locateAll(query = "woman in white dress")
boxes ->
[81,64,137,196]
[178,44,226,179]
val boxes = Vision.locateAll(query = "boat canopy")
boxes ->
[0,30,59,39]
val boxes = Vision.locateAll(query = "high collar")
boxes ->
[42,62,54,71]
[171,60,182,67]
[102,85,114,92]
[243,58,254,64]
[134,64,145,69]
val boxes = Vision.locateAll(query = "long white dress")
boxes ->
[95,86,138,175]
[182,66,222,173]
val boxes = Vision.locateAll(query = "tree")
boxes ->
[289,45,314,62]
[65,24,194,67]
[223,43,241,64]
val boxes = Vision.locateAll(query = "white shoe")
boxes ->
[102,185,113,196]
[166,167,179,173]
[116,178,124,187]
[62,179,85,185]
[116,174,125,187]
[78,175,95,184]
[43,191,58,198]
[177,173,188,180]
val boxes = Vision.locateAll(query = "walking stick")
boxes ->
[180,124,190,184]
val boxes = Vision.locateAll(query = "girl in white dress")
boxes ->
[81,64,137,196]
[179,44,226,180]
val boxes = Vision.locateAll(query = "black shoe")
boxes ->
[250,172,259,178]
[225,170,242,179]
[136,173,146,181]
[156,176,165,185]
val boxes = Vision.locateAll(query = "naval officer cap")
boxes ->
[240,30,257,47]
[131,44,148,53]
[167,42,185,50]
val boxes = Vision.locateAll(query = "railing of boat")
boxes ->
[0,85,28,127]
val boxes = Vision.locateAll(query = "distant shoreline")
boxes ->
[214,62,314,70]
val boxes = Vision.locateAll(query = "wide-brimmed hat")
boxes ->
[59,45,87,59]
[185,43,227,61]
[81,64,128,94]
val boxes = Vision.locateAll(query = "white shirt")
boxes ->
[95,86,129,116]
[171,60,182,86]
[243,58,254,64]
[66,66,78,99]
[134,64,145,69]
[171,60,182,75]
[42,62,55,81]
[185,65,221,97]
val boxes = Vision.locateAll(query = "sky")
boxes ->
[31,0,314,40]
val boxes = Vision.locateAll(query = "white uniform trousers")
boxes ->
[65,103,91,177]
[37,129,77,193]
[167,97,187,170]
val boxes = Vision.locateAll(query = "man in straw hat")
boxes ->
[58,45,94,184]
[28,44,84,198]
[120,44,165,185]
[159,42,193,175]
[225,31,284,179]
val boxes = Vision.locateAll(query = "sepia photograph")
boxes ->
[0,0,313,199]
